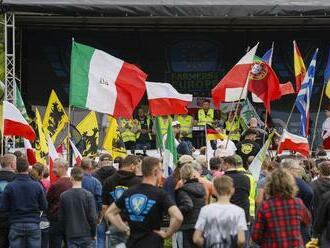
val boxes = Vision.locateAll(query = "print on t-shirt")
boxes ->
[110,186,128,201]
[125,193,156,222]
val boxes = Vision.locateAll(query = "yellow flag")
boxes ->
[103,115,127,158]
[43,90,69,143]
[35,108,48,164]
[76,111,99,157]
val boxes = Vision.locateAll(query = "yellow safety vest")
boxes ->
[237,167,257,217]
[136,117,152,140]
[225,120,240,141]
[158,116,173,136]
[198,109,214,125]
[119,119,136,143]
[175,115,193,138]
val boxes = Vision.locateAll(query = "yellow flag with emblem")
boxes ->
[35,108,48,164]
[43,90,69,143]
[76,111,99,157]
[103,115,127,158]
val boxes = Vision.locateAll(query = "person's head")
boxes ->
[30,163,44,180]
[199,146,206,155]
[223,156,237,171]
[70,167,84,183]
[262,160,278,176]
[281,158,302,178]
[202,100,210,111]
[52,158,69,177]
[316,149,327,159]
[114,157,124,169]
[326,106,330,118]
[180,164,195,182]
[81,158,93,172]
[265,168,297,199]
[142,157,162,184]
[233,154,243,168]
[249,117,258,128]
[16,158,29,173]
[244,128,258,141]
[195,155,207,169]
[213,175,235,197]
[172,121,181,136]
[137,107,146,118]
[98,153,113,168]
[318,161,330,177]
[13,150,24,159]
[43,167,49,179]
[120,155,140,173]
[1,153,17,171]
[209,156,222,171]
[191,161,203,177]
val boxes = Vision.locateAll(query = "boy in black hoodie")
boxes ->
[102,155,142,246]
[176,163,205,248]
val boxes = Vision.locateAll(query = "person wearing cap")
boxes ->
[92,153,117,185]
[236,128,260,167]
[174,114,194,142]
[322,106,330,149]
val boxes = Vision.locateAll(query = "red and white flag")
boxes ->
[47,135,59,183]
[69,139,82,166]
[3,101,35,141]
[23,138,37,165]
[146,82,193,116]
[278,129,310,157]
[212,44,258,107]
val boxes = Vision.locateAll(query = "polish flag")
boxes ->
[146,82,193,116]
[69,139,82,166]
[212,44,258,107]
[47,135,59,183]
[278,129,310,157]
[3,101,35,141]
[23,139,37,165]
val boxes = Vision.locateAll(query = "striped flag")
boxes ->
[293,41,306,93]
[261,43,274,65]
[295,48,318,137]
[69,139,82,166]
[324,48,330,99]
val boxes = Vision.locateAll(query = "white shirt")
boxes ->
[215,139,237,157]
[322,117,330,139]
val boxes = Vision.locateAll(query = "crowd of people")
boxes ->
[0,143,330,248]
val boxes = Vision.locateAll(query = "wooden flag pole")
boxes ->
[311,84,326,151]
[263,109,268,145]
[67,105,71,163]
[285,102,296,128]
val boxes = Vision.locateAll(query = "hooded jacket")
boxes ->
[176,178,205,230]
[0,170,15,228]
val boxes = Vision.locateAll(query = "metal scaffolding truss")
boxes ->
[4,12,16,150]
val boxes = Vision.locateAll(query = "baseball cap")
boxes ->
[172,121,181,127]
[99,153,113,162]
[178,155,194,165]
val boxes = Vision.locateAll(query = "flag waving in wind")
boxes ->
[293,41,306,93]
[324,48,330,99]
[261,43,274,65]
[163,122,178,177]
[295,49,318,137]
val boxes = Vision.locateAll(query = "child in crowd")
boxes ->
[193,175,247,248]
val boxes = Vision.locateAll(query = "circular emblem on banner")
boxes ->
[249,61,268,80]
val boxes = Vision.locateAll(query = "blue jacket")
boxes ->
[82,173,102,213]
[1,174,47,224]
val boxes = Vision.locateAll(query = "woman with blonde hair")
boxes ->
[252,168,311,248]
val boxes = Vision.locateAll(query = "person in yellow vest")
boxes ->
[135,107,153,150]
[225,111,241,144]
[196,99,217,126]
[174,114,193,142]
[156,115,173,137]
[117,118,137,150]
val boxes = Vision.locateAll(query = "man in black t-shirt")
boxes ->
[236,128,260,167]
[106,157,183,248]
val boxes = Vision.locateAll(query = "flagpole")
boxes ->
[311,84,326,151]
[263,109,268,145]
[285,102,296,128]
[1,103,4,156]
[67,105,71,163]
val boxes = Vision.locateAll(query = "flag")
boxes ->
[15,83,31,123]
[102,115,127,158]
[24,138,37,165]
[155,117,164,150]
[240,99,264,130]
[163,122,178,177]
[206,124,226,141]
[0,80,4,101]
[293,41,306,93]
[70,41,147,118]
[146,82,193,116]
[261,43,274,65]
[34,108,48,163]
[43,90,69,142]
[279,81,295,96]
[248,56,282,112]
[2,100,35,141]
[278,129,310,157]
[212,44,258,107]
[47,135,59,183]
[324,48,330,99]
[295,49,318,137]
[69,139,82,166]
[249,132,274,181]
[76,111,99,157]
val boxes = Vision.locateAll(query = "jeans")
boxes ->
[67,237,95,248]
[49,220,65,248]
[9,223,41,248]
[97,219,107,248]
[107,225,127,247]
[41,227,49,248]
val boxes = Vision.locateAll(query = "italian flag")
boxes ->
[163,122,178,177]
[70,41,147,118]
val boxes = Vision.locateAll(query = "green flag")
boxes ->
[163,122,178,177]
[15,83,31,123]
[155,117,164,150]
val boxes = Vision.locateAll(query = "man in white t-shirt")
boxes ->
[193,175,247,248]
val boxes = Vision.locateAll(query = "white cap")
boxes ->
[172,121,181,127]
